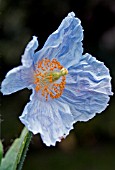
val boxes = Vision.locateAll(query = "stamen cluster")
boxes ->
[34,58,67,101]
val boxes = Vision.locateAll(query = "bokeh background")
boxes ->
[0,0,115,169]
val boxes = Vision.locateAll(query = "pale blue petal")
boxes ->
[19,90,74,146]
[1,66,34,95]
[59,53,113,122]
[22,36,38,67]
[34,12,83,68]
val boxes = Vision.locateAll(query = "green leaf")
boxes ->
[0,127,29,170]
[0,140,3,165]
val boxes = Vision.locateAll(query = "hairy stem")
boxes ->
[17,131,32,170]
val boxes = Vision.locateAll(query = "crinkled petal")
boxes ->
[1,66,34,95]
[34,12,83,68]
[19,89,74,146]
[59,53,113,122]
[21,36,38,67]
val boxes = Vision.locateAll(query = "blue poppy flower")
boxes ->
[1,12,113,146]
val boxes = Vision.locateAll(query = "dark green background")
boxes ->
[0,0,115,169]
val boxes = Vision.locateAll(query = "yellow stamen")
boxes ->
[34,58,68,101]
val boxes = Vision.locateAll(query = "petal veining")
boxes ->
[59,53,113,122]
[21,36,38,67]
[34,12,83,68]
[1,66,33,95]
[19,89,74,146]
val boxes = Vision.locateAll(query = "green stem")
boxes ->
[17,131,32,170]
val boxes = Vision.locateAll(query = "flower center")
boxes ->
[34,58,68,101]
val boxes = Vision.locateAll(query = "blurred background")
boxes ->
[0,0,115,169]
